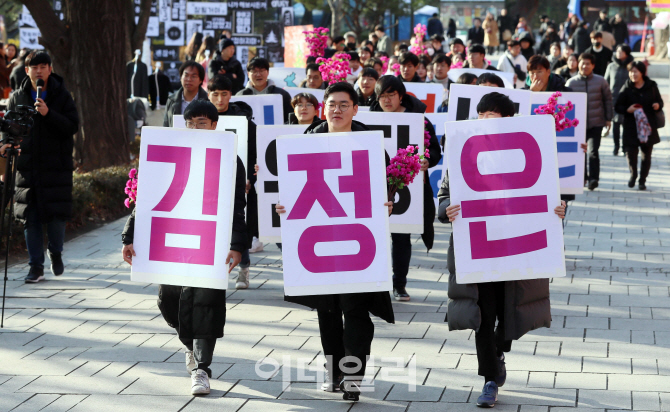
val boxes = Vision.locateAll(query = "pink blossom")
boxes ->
[129,168,137,179]
[124,198,131,208]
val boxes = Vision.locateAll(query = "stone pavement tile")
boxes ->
[548,409,604,412]
[608,343,670,359]
[278,383,347,400]
[652,308,670,320]
[439,339,477,355]
[414,353,460,370]
[220,363,272,381]
[578,389,632,409]
[554,373,606,390]
[608,374,670,392]
[69,395,191,411]
[518,407,549,412]
[612,296,670,308]
[68,361,111,377]
[425,325,472,341]
[527,372,555,388]
[253,336,309,352]
[122,376,235,396]
[25,333,130,347]
[613,319,670,332]
[633,391,661,411]
[238,399,351,411]
[506,354,582,373]
[74,308,157,321]
[535,342,561,357]
[0,393,34,412]
[495,387,576,406]
[385,384,444,402]
[224,379,287,399]
[17,375,137,394]
[11,394,60,412]
[585,329,631,343]
[0,375,39,391]
[423,368,482,388]
[349,400,408,411]
[559,342,607,358]
[569,295,611,307]
[0,359,85,376]
[633,359,660,375]
[181,397,247,411]
[41,395,88,412]
[658,358,670,376]
[583,357,631,374]
[409,403,518,411]
[72,346,176,362]
[520,327,584,342]
[551,304,587,317]
[632,331,656,345]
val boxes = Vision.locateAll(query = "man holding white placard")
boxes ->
[437,92,566,408]
[276,82,394,402]
[236,57,293,123]
[122,101,247,397]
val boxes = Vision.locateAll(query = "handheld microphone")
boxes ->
[36,79,45,99]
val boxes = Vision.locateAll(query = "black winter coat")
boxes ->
[162,87,210,127]
[357,88,376,107]
[538,32,561,56]
[148,71,174,110]
[122,156,248,340]
[7,73,79,222]
[369,94,442,250]
[611,19,629,45]
[569,27,592,55]
[126,60,149,98]
[236,84,293,124]
[584,46,613,77]
[283,120,395,324]
[614,78,664,149]
[10,62,27,91]
[467,27,485,46]
[208,56,245,95]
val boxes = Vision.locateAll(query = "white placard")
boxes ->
[187,1,228,15]
[173,115,249,170]
[20,6,37,27]
[231,95,284,125]
[446,84,532,122]
[186,20,204,44]
[132,127,238,289]
[20,28,43,49]
[425,113,448,209]
[353,111,425,233]
[448,68,515,89]
[165,21,185,46]
[158,0,170,22]
[277,131,392,296]
[284,87,326,119]
[444,115,566,284]
[530,92,587,195]
[146,16,160,37]
[404,82,446,113]
[256,125,309,242]
[269,67,307,88]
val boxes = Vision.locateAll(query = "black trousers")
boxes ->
[317,297,374,378]
[612,120,622,151]
[626,142,653,184]
[585,127,603,182]
[475,281,512,378]
[391,233,412,289]
[180,337,217,377]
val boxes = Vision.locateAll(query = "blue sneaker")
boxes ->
[476,381,498,408]
[495,354,506,387]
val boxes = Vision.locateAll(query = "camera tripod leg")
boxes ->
[1,150,18,328]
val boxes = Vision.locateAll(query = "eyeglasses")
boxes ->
[250,69,268,76]
[185,121,211,129]
[326,103,351,112]
[378,92,399,102]
[296,103,314,109]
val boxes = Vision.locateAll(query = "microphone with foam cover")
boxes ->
[36,79,45,100]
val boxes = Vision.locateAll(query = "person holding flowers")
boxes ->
[437,92,566,408]
[369,76,442,301]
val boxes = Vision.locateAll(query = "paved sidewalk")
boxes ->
[0,113,669,412]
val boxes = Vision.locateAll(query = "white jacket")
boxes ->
[497,51,528,89]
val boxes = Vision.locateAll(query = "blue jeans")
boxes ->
[240,248,250,269]
[24,207,66,269]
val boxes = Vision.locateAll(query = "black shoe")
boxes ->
[495,354,507,387]
[639,182,646,190]
[587,180,598,191]
[628,176,636,188]
[393,287,410,301]
[48,251,64,276]
[25,266,44,284]
[340,377,361,401]
[613,149,619,156]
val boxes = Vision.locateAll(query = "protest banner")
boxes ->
[277,131,392,296]
[173,115,249,170]
[425,113,448,208]
[283,87,325,119]
[132,127,239,289]
[353,111,425,233]
[231,94,284,125]
[444,115,566,284]
[284,25,311,68]
[530,92,587,195]
[448,68,515,89]
[269,68,307,88]
[256,125,309,242]
[446,84,531,122]
[403,82,446,113]
[165,21,185,46]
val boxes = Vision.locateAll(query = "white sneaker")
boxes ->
[185,350,196,375]
[236,267,250,289]
[191,369,210,395]
[249,237,264,253]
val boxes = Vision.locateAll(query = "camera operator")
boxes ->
[5,51,79,283]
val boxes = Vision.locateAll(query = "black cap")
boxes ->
[219,38,235,52]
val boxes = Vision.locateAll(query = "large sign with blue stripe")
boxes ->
[231,94,284,125]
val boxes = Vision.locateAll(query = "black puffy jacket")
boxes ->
[7,73,79,222]
[615,77,664,149]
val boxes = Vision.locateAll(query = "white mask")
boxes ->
[427,48,435,56]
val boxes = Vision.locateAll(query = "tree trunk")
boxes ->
[22,0,151,170]
[327,0,341,37]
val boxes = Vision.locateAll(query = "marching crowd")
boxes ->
[0,7,664,409]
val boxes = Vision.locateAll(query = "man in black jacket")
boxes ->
[369,76,442,302]
[398,52,422,82]
[611,14,629,46]
[163,61,209,127]
[208,38,245,95]
[207,74,257,289]
[277,82,394,401]
[463,44,498,71]
[6,51,79,283]
[122,100,247,396]
[594,9,612,33]
[467,18,485,46]
[236,57,293,123]
[584,31,613,76]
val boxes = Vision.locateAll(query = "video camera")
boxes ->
[0,105,37,145]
